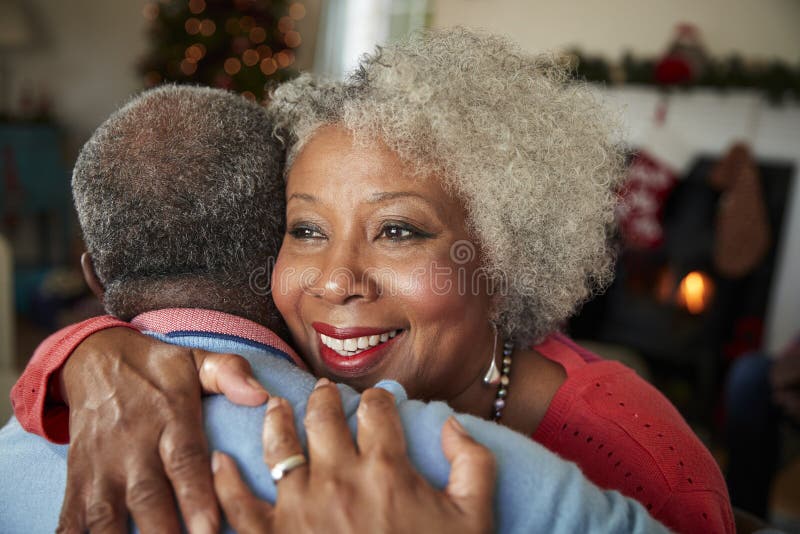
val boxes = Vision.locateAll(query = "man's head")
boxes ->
[73,85,284,325]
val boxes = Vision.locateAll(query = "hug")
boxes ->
[3,28,732,533]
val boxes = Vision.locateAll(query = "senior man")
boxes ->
[2,86,667,533]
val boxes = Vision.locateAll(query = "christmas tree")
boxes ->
[140,0,305,101]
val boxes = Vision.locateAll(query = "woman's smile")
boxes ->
[314,322,406,376]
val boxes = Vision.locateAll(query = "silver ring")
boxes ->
[270,454,307,482]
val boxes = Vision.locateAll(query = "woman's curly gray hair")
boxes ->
[270,27,623,344]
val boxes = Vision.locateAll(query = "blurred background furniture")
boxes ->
[0,233,13,370]
[0,233,16,423]
[0,0,34,118]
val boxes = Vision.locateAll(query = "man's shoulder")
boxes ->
[0,417,67,532]
[0,416,66,458]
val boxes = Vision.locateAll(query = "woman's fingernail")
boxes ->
[211,451,222,473]
[189,514,215,534]
[449,417,469,436]
[266,396,283,412]
[246,376,267,393]
[314,377,331,390]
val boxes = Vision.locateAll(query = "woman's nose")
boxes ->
[310,243,381,305]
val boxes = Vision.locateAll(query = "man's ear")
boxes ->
[80,252,105,302]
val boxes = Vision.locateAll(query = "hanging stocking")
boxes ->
[709,143,770,278]
[617,151,678,249]
[617,99,692,249]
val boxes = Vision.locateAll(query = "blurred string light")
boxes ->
[275,50,293,68]
[185,43,206,61]
[189,0,206,14]
[140,0,302,101]
[242,49,259,66]
[142,3,160,21]
[277,16,293,33]
[260,57,277,75]
[199,19,216,36]
[180,58,198,75]
[250,26,266,43]
[284,30,301,48]
[224,57,242,75]
[288,2,305,20]
[185,17,201,34]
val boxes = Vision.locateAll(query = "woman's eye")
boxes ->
[379,224,417,240]
[289,225,325,240]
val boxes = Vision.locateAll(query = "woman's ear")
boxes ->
[80,252,105,302]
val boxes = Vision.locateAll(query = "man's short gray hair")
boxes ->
[270,28,624,344]
[73,85,284,323]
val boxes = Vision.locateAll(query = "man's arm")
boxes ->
[12,317,284,445]
[10,316,132,443]
[14,321,271,534]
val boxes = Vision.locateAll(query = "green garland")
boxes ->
[568,50,800,104]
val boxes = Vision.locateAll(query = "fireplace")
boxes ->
[569,153,795,426]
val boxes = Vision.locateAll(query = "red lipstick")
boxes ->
[312,322,404,377]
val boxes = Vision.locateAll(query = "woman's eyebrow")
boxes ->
[289,191,432,204]
[368,191,447,219]
[288,191,446,218]
[368,191,429,203]
[287,192,317,202]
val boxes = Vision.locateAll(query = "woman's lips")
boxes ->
[312,322,404,376]
[312,322,400,339]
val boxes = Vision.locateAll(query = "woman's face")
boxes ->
[272,125,495,401]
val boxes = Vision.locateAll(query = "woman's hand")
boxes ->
[55,327,269,534]
[213,380,496,534]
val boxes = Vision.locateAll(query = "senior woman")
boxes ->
[14,29,732,533]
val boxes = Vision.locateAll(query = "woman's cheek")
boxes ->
[390,260,477,323]
[387,259,491,400]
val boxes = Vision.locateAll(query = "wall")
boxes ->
[433,0,800,61]
[5,0,320,158]
[6,0,151,157]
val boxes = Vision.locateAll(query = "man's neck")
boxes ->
[129,308,303,367]
[104,276,277,329]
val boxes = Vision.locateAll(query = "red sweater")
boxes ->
[11,317,734,533]
[533,334,734,533]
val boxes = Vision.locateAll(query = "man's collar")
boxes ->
[130,308,305,368]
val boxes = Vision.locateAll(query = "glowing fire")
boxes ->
[677,271,714,314]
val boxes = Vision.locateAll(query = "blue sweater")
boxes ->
[0,328,669,533]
